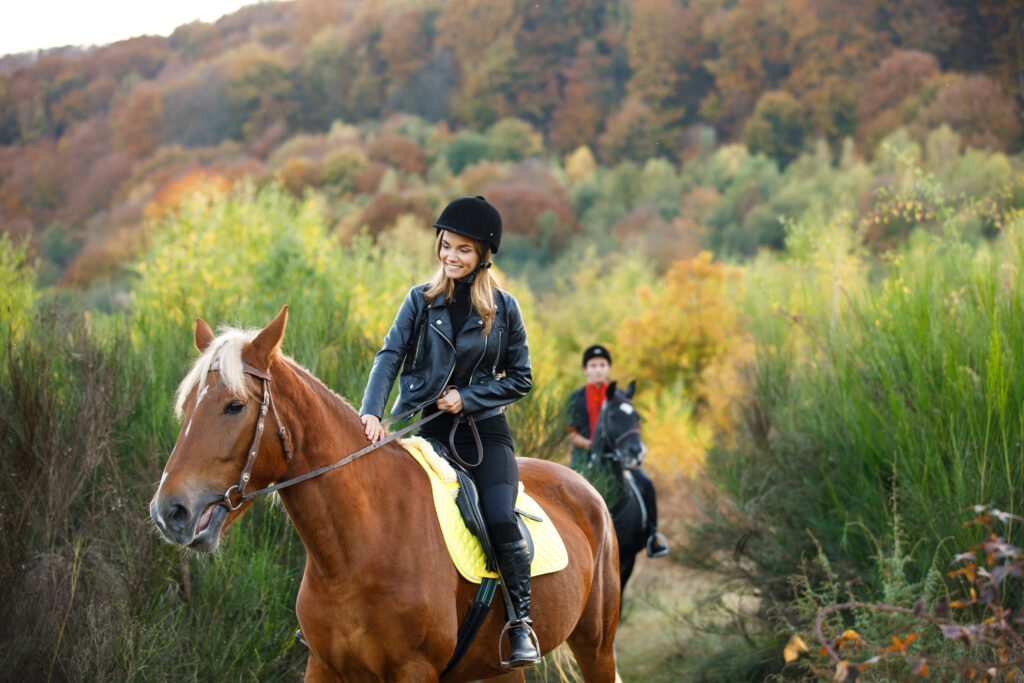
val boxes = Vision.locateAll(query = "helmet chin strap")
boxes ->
[465,260,492,285]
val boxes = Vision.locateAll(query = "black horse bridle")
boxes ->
[590,397,644,467]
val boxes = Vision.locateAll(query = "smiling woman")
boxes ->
[1,0,260,55]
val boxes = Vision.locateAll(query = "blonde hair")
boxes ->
[424,231,502,335]
[174,327,260,418]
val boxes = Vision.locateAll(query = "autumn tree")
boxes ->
[911,73,1022,153]
[548,39,609,155]
[624,0,712,156]
[744,90,807,165]
[856,49,942,152]
[616,252,745,409]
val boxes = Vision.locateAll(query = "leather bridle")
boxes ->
[217,361,445,511]
[591,398,643,466]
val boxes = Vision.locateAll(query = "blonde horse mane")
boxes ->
[174,327,260,419]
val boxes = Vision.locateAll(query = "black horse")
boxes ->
[586,380,667,597]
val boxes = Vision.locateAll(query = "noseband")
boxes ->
[216,361,443,510]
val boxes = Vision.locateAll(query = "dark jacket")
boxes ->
[360,284,532,420]
[566,386,590,469]
[566,386,590,439]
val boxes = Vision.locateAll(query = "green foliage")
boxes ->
[443,130,496,174]
[0,234,37,346]
[683,191,1024,676]
[744,90,807,166]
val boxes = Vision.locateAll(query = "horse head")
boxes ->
[150,306,293,552]
[591,380,646,469]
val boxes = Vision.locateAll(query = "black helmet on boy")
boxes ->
[432,195,502,254]
[582,344,612,367]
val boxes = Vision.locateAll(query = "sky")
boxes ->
[2,0,262,57]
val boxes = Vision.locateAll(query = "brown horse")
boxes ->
[149,307,620,682]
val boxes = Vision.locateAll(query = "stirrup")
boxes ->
[498,619,541,669]
[294,628,308,648]
[646,532,670,558]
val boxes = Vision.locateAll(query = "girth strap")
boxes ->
[440,578,498,678]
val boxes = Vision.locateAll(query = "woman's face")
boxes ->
[438,231,482,280]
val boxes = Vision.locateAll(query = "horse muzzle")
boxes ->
[150,492,229,552]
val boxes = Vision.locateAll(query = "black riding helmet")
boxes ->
[432,196,502,254]
[582,344,612,367]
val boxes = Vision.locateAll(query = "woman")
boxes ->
[359,196,539,668]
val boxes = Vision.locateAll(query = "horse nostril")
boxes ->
[165,500,190,532]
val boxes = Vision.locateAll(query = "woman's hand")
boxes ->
[361,414,385,443]
[436,388,463,414]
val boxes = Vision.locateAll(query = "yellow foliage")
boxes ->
[613,252,750,473]
[784,634,809,663]
[635,388,709,477]
[564,145,598,184]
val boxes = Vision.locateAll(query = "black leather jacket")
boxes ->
[360,284,532,420]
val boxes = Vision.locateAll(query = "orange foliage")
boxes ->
[480,181,579,247]
[357,191,435,236]
[856,50,941,151]
[367,135,427,175]
[912,73,1022,152]
[144,169,232,220]
[548,40,605,154]
[617,252,746,412]
[598,97,663,162]
[114,85,164,158]
[613,206,704,271]
[276,157,323,197]
[460,163,505,196]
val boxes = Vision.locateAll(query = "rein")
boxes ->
[219,362,444,510]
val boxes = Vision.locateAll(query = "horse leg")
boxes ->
[566,528,620,682]
[304,653,340,682]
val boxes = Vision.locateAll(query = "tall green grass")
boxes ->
[683,199,1024,675]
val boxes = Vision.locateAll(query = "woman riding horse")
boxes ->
[360,196,539,667]
[149,305,621,680]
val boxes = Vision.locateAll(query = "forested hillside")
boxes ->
[0,0,1021,289]
[4,2,1024,680]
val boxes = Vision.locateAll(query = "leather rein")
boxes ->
[218,362,472,511]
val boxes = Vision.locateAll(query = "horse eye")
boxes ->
[224,401,245,415]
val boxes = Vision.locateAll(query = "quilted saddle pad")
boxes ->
[400,436,569,584]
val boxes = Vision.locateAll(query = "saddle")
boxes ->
[400,436,567,582]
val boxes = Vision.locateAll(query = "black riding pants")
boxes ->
[419,410,522,546]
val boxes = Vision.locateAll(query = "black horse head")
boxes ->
[590,380,646,469]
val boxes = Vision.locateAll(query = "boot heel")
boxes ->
[499,619,541,668]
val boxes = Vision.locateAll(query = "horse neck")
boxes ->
[269,359,413,576]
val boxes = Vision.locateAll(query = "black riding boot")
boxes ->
[495,539,541,668]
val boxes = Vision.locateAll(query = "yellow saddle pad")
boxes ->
[401,436,569,584]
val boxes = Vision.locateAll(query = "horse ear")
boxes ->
[605,381,617,401]
[194,318,215,353]
[625,380,636,399]
[243,305,288,372]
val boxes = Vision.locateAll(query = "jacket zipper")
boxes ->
[412,326,424,368]
[491,330,502,375]
[469,327,489,383]
[430,319,457,400]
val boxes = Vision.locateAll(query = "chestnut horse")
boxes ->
[150,307,620,682]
